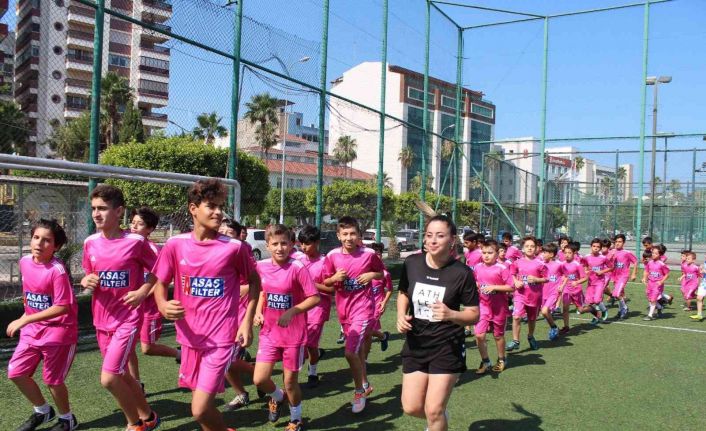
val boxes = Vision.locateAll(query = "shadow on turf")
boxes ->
[468,402,543,431]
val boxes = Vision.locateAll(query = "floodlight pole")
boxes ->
[315,0,330,227]
[453,26,463,223]
[87,0,105,234]
[375,0,388,242]
[536,16,549,240]
[689,148,696,249]
[635,0,651,263]
[613,149,620,236]
[420,0,431,247]
[228,0,243,218]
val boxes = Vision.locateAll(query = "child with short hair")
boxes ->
[296,225,333,389]
[322,216,384,414]
[7,219,79,431]
[506,236,547,352]
[367,242,392,355]
[152,179,260,431]
[463,232,482,270]
[557,235,570,262]
[643,244,670,321]
[582,238,612,323]
[560,242,597,333]
[502,232,522,264]
[474,240,514,374]
[681,251,700,312]
[610,234,638,319]
[691,255,706,321]
[540,243,563,340]
[252,224,320,430]
[81,185,160,431]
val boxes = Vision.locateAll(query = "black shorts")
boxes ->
[401,337,466,375]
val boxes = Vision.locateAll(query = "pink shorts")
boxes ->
[585,283,604,305]
[8,342,76,386]
[96,325,139,375]
[512,295,539,321]
[342,320,372,354]
[475,314,506,338]
[179,345,234,394]
[139,317,163,345]
[612,279,628,298]
[256,336,305,372]
[541,292,560,310]
[681,285,698,301]
[646,285,664,302]
[562,291,585,308]
[305,322,325,349]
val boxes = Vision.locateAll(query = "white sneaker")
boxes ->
[351,391,366,413]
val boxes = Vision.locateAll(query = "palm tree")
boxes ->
[652,176,662,198]
[600,177,614,200]
[574,156,585,172]
[99,71,133,147]
[398,146,414,171]
[192,111,228,145]
[409,173,434,194]
[383,221,400,260]
[333,135,357,178]
[244,93,279,158]
[668,179,682,197]
[370,171,393,189]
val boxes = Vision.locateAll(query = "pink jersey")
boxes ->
[505,245,523,263]
[682,262,701,290]
[465,249,482,271]
[82,231,158,331]
[542,260,564,298]
[298,253,332,325]
[141,241,162,320]
[473,262,512,317]
[152,233,254,348]
[645,259,670,289]
[612,249,637,281]
[290,250,306,261]
[582,254,611,286]
[19,255,78,346]
[257,258,318,347]
[236,241,258,327]
[322,246,385,323]
[511,257,547,305]
[561,260,586,294]
[372,268,393,309]
[557,250,566,262]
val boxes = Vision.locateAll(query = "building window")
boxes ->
[140,56,169,69]
[471,103,494,119]
[109,54,130,68]
[296,179,303,188]
[109,31,131,45]
[67,48,92,61]
[138,79,168,95]
[287,178,294,188]
[296,118,301,126]
[407,87,435,103]
[441,95,456,109]
[66,95,88,110]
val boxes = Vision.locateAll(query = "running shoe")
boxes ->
[363,383,374,398]
[475,361,492,375]
[143,411,160,431]
[505,340,520,352]
[690,314,703,321]
[559,326,570,334]
[336,332,345,344]
[285,420,303,431]
[527,336,539,350]
[48,415,78,431]
[589,317,600,326]
[16,407,56,431]
[643,315,654,321]
[601,310,609,322]
[268,395,286,423]
[380,331,390,352]
[351,391,366,414]
[548,327,559,341]
[492,359,506,373]
[226,393,250,411]
[306,375,319,389]
[657,308,663,318]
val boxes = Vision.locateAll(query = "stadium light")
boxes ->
[645,75,672,239]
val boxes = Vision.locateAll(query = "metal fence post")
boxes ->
[613,149,619,235]
[87,0,105,234]
[536,16,549,240]
[315,0,330,227]
[375,0,388,240]
[229,0,244,215]
[689,148,696,249]
[419,0,431,245]
[453,26,463,223]
[635,0,651,261]
[17,181,23,286]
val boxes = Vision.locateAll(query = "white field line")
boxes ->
[571,316,706,334]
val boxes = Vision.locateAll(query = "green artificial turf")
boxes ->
[1,281,704,430]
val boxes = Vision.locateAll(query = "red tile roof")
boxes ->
[263,159,373,181]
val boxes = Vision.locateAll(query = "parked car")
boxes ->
[319,230,341,255]
[245,229,270,260]
[395,229,420,251]
[362,229,391,250]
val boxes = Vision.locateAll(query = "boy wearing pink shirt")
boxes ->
[296,225,334,389]
[463,232,482,270]
[473,240,514,374]
[680,251,700,311]
[582,238,612,323]
[611,234,638,319]
[560,243,597,333]
[506,236,547,352]
[502,232,522,264]
[322,216,384,414]
[540,243,563,341]
[643,245,670,321]
[153,180,260,431]
[556,235,570,262]
[7,220,78,431]
[252,225,320,430]
[366,243,393,358]
[80,185,159,431]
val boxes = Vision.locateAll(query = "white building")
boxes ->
[13,0,172,156]
[328,62,496,199]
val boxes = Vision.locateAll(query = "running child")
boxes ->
[506,236,547,352]
[498,243,509,265]
[127,207,180,392]
[502,232,522,264]
[474,240,513,374]
[366,242,393,358]
[643,244,670,321]
[610,234,638,319]
[296,225,333,389]
[556,235,570,262]
[322,216,384,413]
[152,179,260,431]
[540,243,563,340]
[600,238,614,301]
[252,224,320,430]
[463,232,482,271]
[560,242,598,333]
[7,219,79,431]
[680,251,700,312]
[690,256,706,321]
[80,185,160,431]
[582,238,612,323]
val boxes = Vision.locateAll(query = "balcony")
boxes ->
[142,0,171,21]
[141,111,168,128]
[65,101,88,118]
[139,42,170,58]
[67,29,94,49]
[65,78,92,96]
[137,88,168,107]
[139,64,169,77]
[66,54,93,72]
[67,5,96,25]
[141,23,171,42]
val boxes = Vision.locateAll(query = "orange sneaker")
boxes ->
[125,424,146,431]
[143,411,161,431]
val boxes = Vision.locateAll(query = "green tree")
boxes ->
[333,135,357,178]
[100,136,269,216]
[51,112,91,161]
[263,187,315,224]
[307,180,394,231]
[398,146,414,171]
[244,93,279,158]
[409,172,434,194]
[369,171,393,189]
[192,111,228,145]
[0,100,30,155]
[117,102,145,144]
[98,71,133,147]
[383,220,400,260]
[456,200,481,230]
[574,156,585,172]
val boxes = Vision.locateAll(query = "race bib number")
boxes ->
[591,266,601,272]
[99,270,130,289]
[371,286,380,295]
[266,293,292,310]
[567,274,577,281]
[343,277,365,292]
[616,262,625,269]
[686,273,695,280]
[25,292,52,311]
[549,275,558,282]
[412,282,446,322]
[478,283,495,296]
[649,271,661,280]
[182,276,224,298]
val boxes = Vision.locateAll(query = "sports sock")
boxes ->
[619,299,627,311]
[598,302,607,313]
[481,357,491,364]
[648,304,656,316]
[268,387,284,402]
[34,404,51,415]
[59,412,74,421]
[656,303,664,310]
[308,364,317,376]
[362,381,370,391]
[289,403,302,421]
